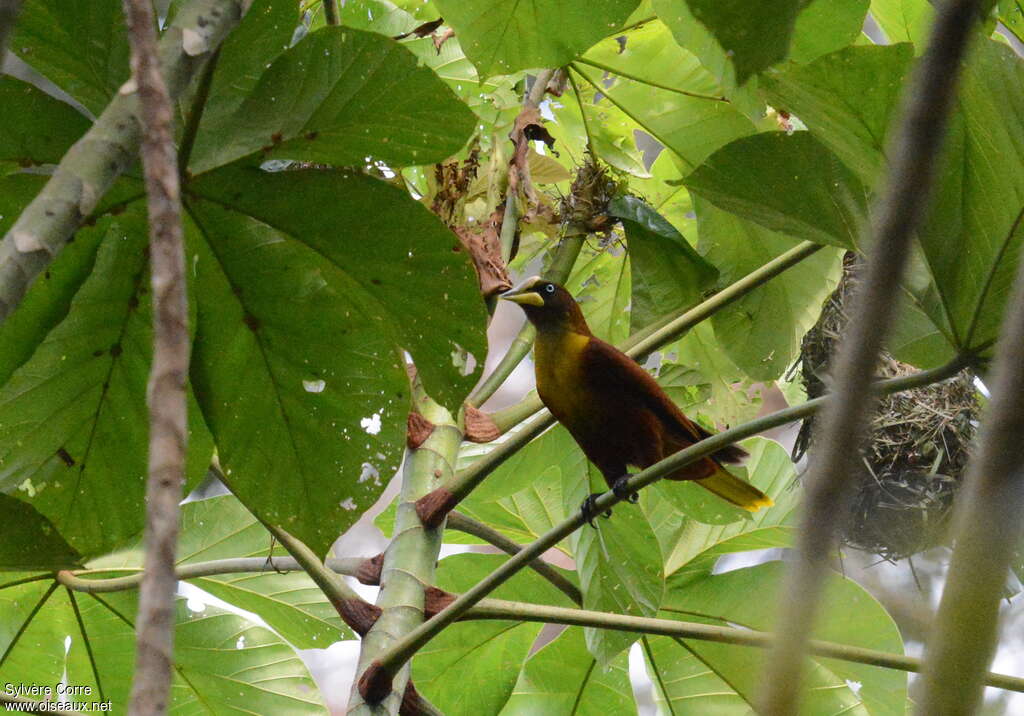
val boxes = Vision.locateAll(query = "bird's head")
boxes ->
[500,276,590,334]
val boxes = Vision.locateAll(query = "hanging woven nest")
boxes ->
[792,253,980,561]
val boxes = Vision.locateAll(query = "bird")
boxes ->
[501,276,772,523]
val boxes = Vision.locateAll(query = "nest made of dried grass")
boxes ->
[792,253,979,561]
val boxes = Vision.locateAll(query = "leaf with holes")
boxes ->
[186,164,484,555]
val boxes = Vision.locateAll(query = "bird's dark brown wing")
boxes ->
[581,338,747,463]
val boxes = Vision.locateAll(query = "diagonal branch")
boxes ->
[0,0,249,324]
[757,2,984,713]
[357,355,969,700]
[417,240,823,527]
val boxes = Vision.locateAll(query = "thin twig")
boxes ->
[123,0,189,711]
[358,356,969,698]
[447,511,581,604]
[323,0,339,25]
[460,598,1024,694]
[757,1,984,712]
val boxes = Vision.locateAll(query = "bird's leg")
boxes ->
[580,494,612,527]
[612,474,639,504]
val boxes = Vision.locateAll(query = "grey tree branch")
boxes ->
[0,0,248,324]
[916,208,1024,710]
[122,0,189,712]
[757,2,984,713]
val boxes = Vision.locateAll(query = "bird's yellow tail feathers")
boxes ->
[697,466,773,512]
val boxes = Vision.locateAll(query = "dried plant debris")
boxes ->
[793,252,979,561]
[560,155,619,235]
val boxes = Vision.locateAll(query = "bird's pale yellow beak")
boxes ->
[500,276,545,306]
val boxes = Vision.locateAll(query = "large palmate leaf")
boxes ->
[183,164,483,555]
[761,44,915,185]
[653,562,906,715]
[499,627,636,716]
[0,579,327,713]
[88,494,352,648]
[675,0,806,85]
[0,495,81,570]
[9,0,130,115]
[566,465,664,667]
[572,22,758,173]
[0,77,90,166]
[644,438,799,581]
[0,210,212,559]
[683,132,870,249]
[913,39,1024,356]
[610,195,718,333]
[414,553,577,715]
[433,0,640,78]
[190,26,477,173]
[697,198,843,381]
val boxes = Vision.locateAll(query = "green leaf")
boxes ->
[432,0,641,78]
[788,0,869,65]
[0,211,213,558]
[0,77,90,166]
[0,494,81,570]
[610,195,718,332]
[337,0,420,36]
[647,438,798,581]
[573,22,758,172]
[663,321,763,428]
[10,0,130,115]
[564,242,633,345]
[190,163,486,408]
[188,0,299,169]
[189,27,477,173]
[657,562,906,715]
[683,132,870,249]
[869,0,933,47]
[90,495,352,648]
[116,592,330,712]
[415,553,575,715]
[566,465,664,666]
[499,627,636,716]
[0,174,103,388]
[761,44,915,184]
[679,0,805,85]
[1000,0,1024,44]
[697,197,843,381]
[913,39,1024,354]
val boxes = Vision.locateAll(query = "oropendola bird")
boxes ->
[502,276,772,523]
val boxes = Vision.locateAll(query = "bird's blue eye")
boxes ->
[545,284,555,293]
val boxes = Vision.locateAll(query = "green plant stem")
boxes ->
[445,240,823,502]
[54,557,367,593]
[349,379,462,714]
[360,356,970,695]
[574,57,727,101]
[447,511,581,604]
[0,0,248,323]
[460,598,1024,694]
[468,232,586,407]
[759,1,983,712]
